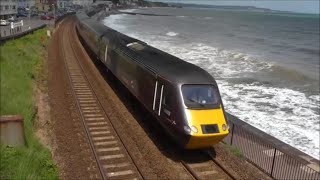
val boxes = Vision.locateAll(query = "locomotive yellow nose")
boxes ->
[185,108,229,149]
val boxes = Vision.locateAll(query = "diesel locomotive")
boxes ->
[75,12,229,149]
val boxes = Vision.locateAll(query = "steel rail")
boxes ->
[180,149,236,180]
[204,149,237,180]
[58,18,106,180]
[181,161,201,180]
[66,17,146,180]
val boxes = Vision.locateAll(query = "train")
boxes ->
[75,11,229,149]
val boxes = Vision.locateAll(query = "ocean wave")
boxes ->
[253,37,265,43]
[204,16,213,20]
[102,14,128,31]
[296,47,320,55]
[166,31,179,37]
[119,9,137,13]
[272,43,320,55]
[218,80,320,159]
[224,33,235,37]
[309,95,320,102]
[163,43,273,78]
[272,44,289,49]
[121,39,270,78]
[268,65,316,82]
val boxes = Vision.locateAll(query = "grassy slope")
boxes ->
[0,29,58,180]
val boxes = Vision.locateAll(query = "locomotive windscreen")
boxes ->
[182,85,220,109]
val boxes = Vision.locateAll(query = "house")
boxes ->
[35,0,56,12]
[17,0,35,9]
[0,0,17,19]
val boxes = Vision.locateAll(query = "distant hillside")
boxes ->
[137,1,181,8]
[168,3,272,12]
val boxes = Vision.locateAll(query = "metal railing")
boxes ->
[0,12,76,45]
[54,12,76,27]
[0,24,46,45]
[223,113,320,180]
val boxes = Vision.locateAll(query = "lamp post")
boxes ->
[52,3,55,27]
[28,5,31,30]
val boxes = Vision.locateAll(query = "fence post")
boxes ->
[270,148,277,178]
[230,123,235,145]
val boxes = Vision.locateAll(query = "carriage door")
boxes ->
[99,37,108,65]
[152,80,164,116]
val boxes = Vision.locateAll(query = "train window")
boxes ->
[181,85,220,109]
[163,91,172,107]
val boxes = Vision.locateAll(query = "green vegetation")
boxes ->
[0,29,58,180]
[223,144,245,159]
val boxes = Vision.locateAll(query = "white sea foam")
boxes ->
[119,9,137,13]
[131,40,273,78]
[102,14,128,31]
[102,15,320,160]
[218,81,320,159]
[166,31,179,37]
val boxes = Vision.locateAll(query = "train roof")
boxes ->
[121,42,216,85]
[77,12,217,85]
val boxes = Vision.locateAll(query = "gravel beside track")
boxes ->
[55,17,144,180]
[48,17,100,179]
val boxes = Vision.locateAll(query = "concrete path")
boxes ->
[0,17,52,37]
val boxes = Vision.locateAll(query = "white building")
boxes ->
[0,0,18,19]
[119,0,138,6]
[71,0,91,7]
[17,0,36,9]
[57,0,72,8]
[93,0,112,7]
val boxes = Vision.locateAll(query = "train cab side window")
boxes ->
[163,91,172,108]
[162,91,173,118]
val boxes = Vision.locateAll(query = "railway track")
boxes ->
[57,17,144,180]
[181,150,235,180]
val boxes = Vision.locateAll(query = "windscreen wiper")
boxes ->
[187,98,205,107]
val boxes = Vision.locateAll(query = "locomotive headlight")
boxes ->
[191,126,198,133]
[222,124,227,131]
[183,125,191,134]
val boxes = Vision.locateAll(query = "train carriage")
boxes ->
[76,12,229,149]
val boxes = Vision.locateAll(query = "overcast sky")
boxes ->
[150,0,320,14]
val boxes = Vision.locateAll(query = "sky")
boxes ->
[150,0,320,14]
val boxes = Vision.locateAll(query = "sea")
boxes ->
[102,7,320,159]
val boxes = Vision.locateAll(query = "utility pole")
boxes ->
[52,3,55,27]
[28,1,31,30]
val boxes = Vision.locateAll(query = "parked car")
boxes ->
[7,17,18,22]
[31,12,38,17]
[39,12,46,16]
[48,14,55,19]
[0,19,10,26]
[16,12,28,17]
[40,15,51,20]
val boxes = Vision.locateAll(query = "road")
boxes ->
[0,17,50,37]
